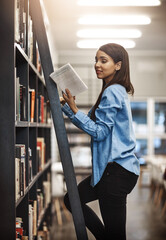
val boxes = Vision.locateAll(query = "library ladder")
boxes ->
[30,0,88,239]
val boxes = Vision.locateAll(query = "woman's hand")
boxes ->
[62,89,78,114]
[60,96,66,105]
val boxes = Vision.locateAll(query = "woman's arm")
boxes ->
[62,87,123,142]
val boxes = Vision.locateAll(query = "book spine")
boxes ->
[22,86,26,121]
[15,144,26,196]
[30,89,35,122]
[38,95,41,123]
[29,204,33,240]
[20,84,23,120]
[41,96,44,123]
[15,157,20,201]
[28,147,33,183]
[19,0,24,48]
[33,200,37,236]
[15,0,20,43]
[15,145,21,199]
[16,77,20,121]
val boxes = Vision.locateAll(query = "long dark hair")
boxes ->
[91,43,134,120]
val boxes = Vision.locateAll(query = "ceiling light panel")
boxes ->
[77,29,142,38]
[77,39,136,49]
[78,15,151,25]
[77,0,161,7]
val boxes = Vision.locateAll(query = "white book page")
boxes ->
[50,63,88,96]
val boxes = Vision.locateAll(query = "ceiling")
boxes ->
[43,0,166,53]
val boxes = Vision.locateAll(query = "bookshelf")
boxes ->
[0,0,52,239]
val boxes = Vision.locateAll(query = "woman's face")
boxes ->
[94,50,121,84]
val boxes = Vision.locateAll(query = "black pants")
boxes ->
[64,162,138,240]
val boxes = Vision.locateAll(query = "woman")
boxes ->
[61,43,140,240]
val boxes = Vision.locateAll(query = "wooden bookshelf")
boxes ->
[0,0,52,239]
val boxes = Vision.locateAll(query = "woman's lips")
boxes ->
[96,70,102,74]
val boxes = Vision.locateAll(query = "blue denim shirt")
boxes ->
[62,84,140,186]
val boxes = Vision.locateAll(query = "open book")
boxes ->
[50,63,88,96]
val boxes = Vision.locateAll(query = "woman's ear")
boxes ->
[115,61,122,71]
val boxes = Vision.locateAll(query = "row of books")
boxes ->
[15,0,26,51]
[15,137,47,202]
[27,14,42,73]
[16,175,51,239]
[30,180,51,239]
[15,144,26,201]
[15,0,43,72]
[16,217,28,239]
[15,74,26,121]
[29,200,37,239]
[37,186,51,226]
[15,71,51,123]
[16,212,50,240]
[37,137,46,172]
[37,95,51,124]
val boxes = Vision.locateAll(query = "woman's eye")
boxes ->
[102,60,107,63]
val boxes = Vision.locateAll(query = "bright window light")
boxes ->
[77,0,161,6]
[78,15,151,25]
[40,0,49,26]
[77,39,136,49]
[77,29,142,38]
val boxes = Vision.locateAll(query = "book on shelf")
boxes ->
[15,0,20,43]
[15,69,20,121]
[15,156,21,201]
[37,137,45,171]
[16,217,28,239]
[15,69,27,122]
[15,144,26,200]
[36,146,42,173]
[29,200,37,240]
[37,95,44,123]
[15,0,26,51]
[36,43,42,74]
[46,100,52,124]
[43,181,51,209]
[41,95,44,123]
[50,63,88,96]
[28,15,33,62]
[20,84,26,121]
[28,147,33,183]
[37,95,51,124]
[37,189,44,224]
[29,88,35,123]
[37,183,51,228]
[29,204,33,240]
[33,200,37,236]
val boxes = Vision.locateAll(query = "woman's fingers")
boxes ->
[60,97,66,105]
[65,88,72,98]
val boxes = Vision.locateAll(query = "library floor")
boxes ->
[50,184,166,240]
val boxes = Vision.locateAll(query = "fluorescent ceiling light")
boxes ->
[77,39,136,49]
[78,15,151,25]
[77,29,142,38]
[78,0,161,6]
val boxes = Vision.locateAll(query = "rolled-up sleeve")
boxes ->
[62,103,75,120]
[72,86,123,141]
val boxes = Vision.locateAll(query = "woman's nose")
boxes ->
[95,61,100,68]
